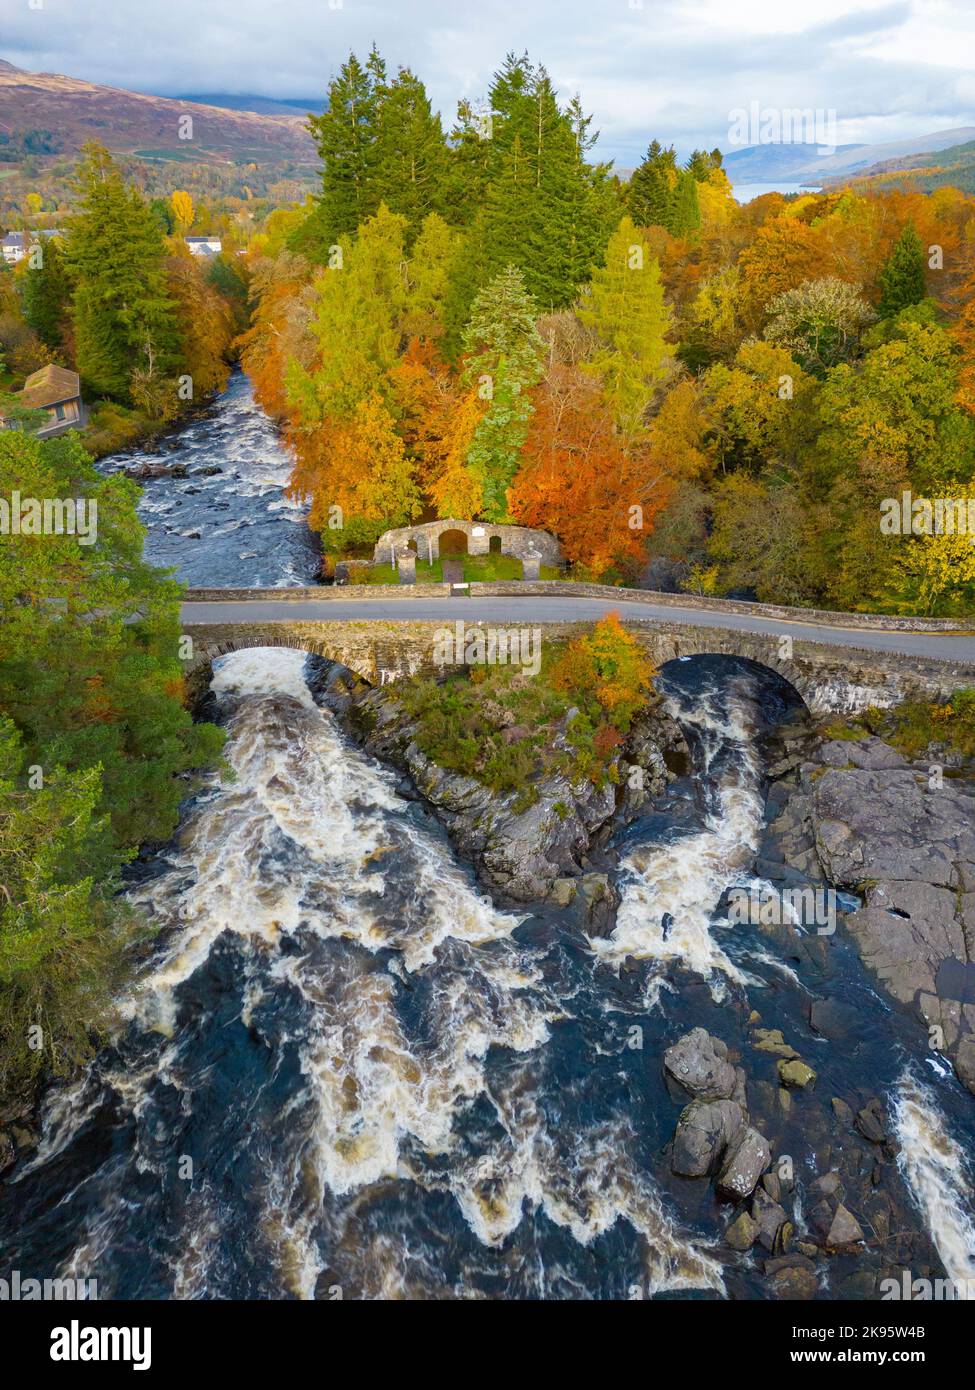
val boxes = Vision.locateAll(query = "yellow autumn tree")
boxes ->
[171,190,194,233]
[429,388,484,519]
[895,532,975,615]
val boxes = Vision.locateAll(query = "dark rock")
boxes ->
[810,1171,845,1203]
[854,1099,888,1145]
[752,1187,789,1252]
[725,1209,760,1251]
[716,1126,771,1200]
[766,1262,819,1300]
[809,997,860,1039]
[831,1097,854,1126]
[672,1099,744,1178]
[663,1028,737,1100]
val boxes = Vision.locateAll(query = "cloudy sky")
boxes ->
[2,0,975,164]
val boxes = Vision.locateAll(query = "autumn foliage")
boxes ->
[510,364,669,571]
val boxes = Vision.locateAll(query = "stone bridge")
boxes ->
[180,616,975,717]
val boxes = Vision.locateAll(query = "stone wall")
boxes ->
[183,580,964,632]
[371,519,563,566]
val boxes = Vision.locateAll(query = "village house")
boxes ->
[1,228,64,265]
[185,235,222,258]
[0,364,85,438]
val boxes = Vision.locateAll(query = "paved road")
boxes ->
[180,596,975,664]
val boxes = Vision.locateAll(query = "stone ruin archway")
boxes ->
[438,528,469,556]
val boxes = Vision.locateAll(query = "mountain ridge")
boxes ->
[0,57,319,161]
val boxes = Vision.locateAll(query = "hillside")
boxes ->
[175,93,327,118]
[0,58,318,163]
[722,127,975,184]
[822,138,975,195]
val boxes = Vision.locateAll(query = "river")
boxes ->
[1,374,974,1300]
[95,367,319,588]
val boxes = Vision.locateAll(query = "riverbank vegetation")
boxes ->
[825,688,975,762]
[396,614,654,798]
[0,144,248,456]
[0,427,224,1088]
[239,47,975,615]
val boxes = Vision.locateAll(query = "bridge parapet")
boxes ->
[180,617,974,717]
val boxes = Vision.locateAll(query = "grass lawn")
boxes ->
[463,554,562,581]
[349,554,561,584]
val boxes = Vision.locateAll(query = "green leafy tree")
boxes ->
[578,215,672,437]
[0,427,223,1081]
[878,223,927,318]
[287,202,409,426]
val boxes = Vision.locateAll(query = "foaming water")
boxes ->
[97,369,318,587]
[1,647,722,1300]
[593,670,766,996]
[892,1069,975,1294]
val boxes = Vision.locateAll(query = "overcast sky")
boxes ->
[2,0,975,164]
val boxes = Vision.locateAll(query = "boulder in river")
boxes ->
[672,1098,744,1178]
[716,1125,771,1201]
[663,1027,738,1100]
[825,1203,865,1250]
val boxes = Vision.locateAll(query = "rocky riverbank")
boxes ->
[341,674,688,914]
[760,729,975,1096]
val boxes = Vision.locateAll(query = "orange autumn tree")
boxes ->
[510,364,669,574]
[549,613,655,735]
[288,390,420,545]
[429,387,484,518]
[737,215,832,330]
[238,251,314,419]
[387,336,460,492]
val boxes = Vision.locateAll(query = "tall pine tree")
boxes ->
[22,236,70,350]
[373,67,452,241]
[878,222,927,317]
[627,141,678,231]
[461,264,544,520]
[63,144,179,403]
[303,48,387,255]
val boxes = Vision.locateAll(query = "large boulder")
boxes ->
[663,1027,737,1100]
[810,755,975,1094]
[672,1099,744,1178]
[716,1125,771,1201]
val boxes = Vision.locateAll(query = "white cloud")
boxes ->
[0,0,973,163]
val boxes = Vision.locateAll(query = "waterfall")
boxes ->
[891,1069,975,1297]
[592,670,767,996]
[5,647,723,1300]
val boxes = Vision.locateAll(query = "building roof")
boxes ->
[19,364,81,410]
